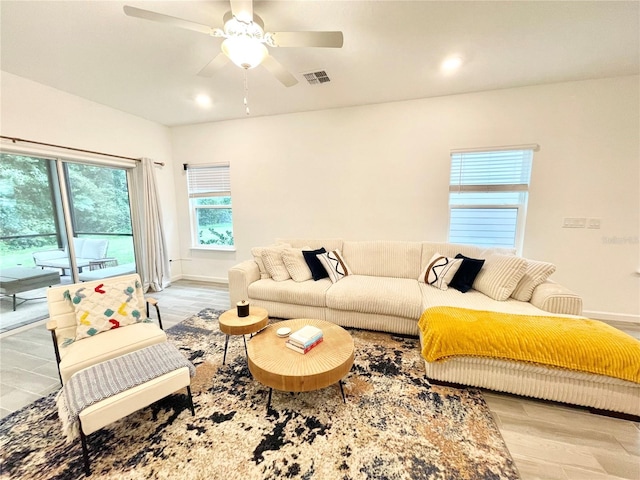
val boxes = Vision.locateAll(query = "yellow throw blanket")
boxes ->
[418,307,640,384]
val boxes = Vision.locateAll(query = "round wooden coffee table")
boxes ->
[219,306,269,364]
[246,318,354,409]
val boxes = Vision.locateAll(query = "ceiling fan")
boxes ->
[123,0,344,88]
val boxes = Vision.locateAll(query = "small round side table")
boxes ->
[218,306,269,364]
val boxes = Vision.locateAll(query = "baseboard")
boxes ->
[583,310,640,324]
[179,274,229,284]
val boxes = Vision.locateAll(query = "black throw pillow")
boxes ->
[303,247,329,280]
[449,253,485,293]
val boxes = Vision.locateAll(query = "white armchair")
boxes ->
[46,273,166,384]
[33,238,109,274]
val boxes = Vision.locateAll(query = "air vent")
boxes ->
[303,70,331,85]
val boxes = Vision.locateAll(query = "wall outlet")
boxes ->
[587,218,601,229]
[562,217,587,228]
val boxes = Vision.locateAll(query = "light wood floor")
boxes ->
[0,280,637,480]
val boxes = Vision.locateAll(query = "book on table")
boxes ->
[288,325,323,349]
[285,336,324,354]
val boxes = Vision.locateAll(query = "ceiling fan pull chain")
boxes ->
[244,69,250,115]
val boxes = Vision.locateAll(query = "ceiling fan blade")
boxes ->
[123,5,213,36]
[197,53,229,77]
[261,55,298,87]
[230,0,253,23]
[270,31,344,48]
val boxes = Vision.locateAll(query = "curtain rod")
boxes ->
[0,135,165,166]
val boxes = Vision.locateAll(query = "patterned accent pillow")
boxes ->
[251,244,291,279]
[419,253,463,290]
[473,254,528,301]
[316,250,352,283]
[282,247,313,282]
[511,260,556,301]
[69,279,145,341]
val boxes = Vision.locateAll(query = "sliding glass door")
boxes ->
[65,162,136,275]
[0,152,137,330]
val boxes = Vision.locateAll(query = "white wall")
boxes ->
[171,76,640,320]
[0,72,181,277]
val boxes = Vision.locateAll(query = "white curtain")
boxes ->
[133,158,170,292]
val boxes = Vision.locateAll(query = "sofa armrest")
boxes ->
[229,260,260,306]
[33,249,66,265]
[530,281,583,316]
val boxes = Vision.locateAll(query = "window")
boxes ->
[448,147,534,251]
[187,163,234,248]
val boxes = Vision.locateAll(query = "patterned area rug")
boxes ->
[0,309,520,479]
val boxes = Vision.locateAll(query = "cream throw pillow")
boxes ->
[251,244,290,279]
[419,253,462,290]
[282,247,313,282]
[511,260,556,301]
[473,254,528,301]
[262,249,292,282]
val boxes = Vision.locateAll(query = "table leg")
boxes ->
[223,335,230,365]
[12,294,16,312]
[243,335,248,358]
[339,380,346,403]
[267,388,272,411]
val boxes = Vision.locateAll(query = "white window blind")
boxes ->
[449,207,519,248]
[187,163,230,198]
[448,148,534,251]
[450,150,532,192]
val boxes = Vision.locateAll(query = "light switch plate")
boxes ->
[563,217,587,228]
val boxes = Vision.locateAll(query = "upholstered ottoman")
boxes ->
[57,343,196,475]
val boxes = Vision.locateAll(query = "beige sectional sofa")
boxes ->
[229,238,640,416]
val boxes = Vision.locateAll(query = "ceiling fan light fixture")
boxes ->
[223,15,264,39]
[222,36,268,69]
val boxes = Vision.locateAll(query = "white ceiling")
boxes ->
[1,1,638,127]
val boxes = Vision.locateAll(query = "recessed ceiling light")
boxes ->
[195,94,212,108]
[441,56,463,72]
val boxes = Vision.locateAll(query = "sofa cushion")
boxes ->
[511,260,557,302]
[449,254,485,293]
[317,250,352,283]
[421,243,515,271]
[74,238,109,260]
[420,283,552,316]
[419,254,462,290]
[58,322,167,384]
[248,278,332,307]
[303,248,329,281]
[282,247,313,282]
[277,238,344,251]
[473,254,528,301]
[326,275,423,319]
[342,241,422,278]
[421,242,484,264]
